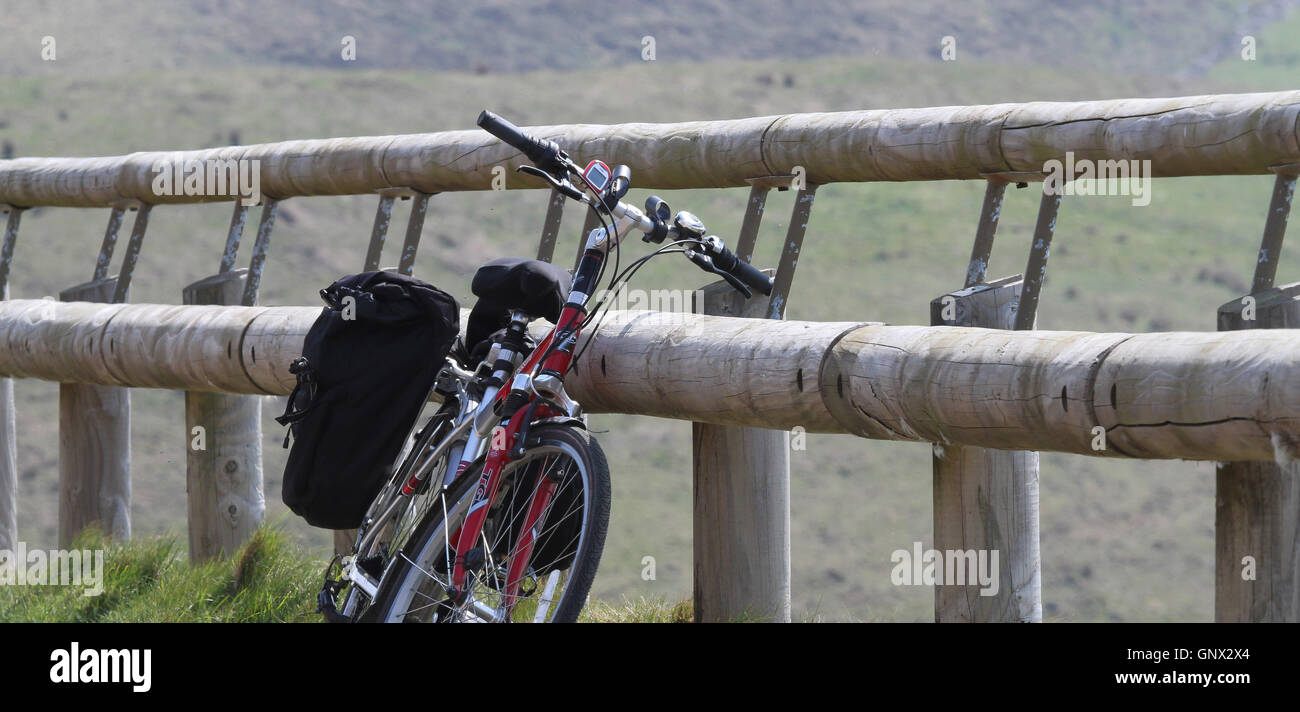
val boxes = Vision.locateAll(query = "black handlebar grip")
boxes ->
[733,259,774,296]
[710,243,774,296]
[477,110,562,173]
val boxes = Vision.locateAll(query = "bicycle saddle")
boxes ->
[464,257,571,355]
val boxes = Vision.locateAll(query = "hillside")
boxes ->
[2,2,1300,621]
[3,0,1299,77]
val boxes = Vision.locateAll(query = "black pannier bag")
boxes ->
[277,271,459,529]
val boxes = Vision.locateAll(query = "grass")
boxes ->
[580,597,828,622]
[0,529,713,623]
[0,528,320,623]
[581,597,697,623]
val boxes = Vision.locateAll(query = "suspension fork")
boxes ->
[448,406,531,594]
[502,461,559,612]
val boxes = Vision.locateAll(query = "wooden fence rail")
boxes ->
[2,299,1299,463]
[1,92,1298,206]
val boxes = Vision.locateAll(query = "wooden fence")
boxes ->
[2,90,1299,622]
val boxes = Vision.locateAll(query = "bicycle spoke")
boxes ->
[379,432,604,623]
[481,455,585,620]
[399,552,451,589]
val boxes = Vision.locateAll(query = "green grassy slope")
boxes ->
[0,528,319,623]
[0,528,709,623]
[2,5,1299,621]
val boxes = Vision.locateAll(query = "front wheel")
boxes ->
[367,424,610,623]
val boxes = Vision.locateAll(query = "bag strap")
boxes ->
[275,357,317,448]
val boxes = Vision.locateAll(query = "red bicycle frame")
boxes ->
[444,245,605,612]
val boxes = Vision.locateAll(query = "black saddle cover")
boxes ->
[465,257,571,355]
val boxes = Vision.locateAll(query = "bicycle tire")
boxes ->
[367,424,610,623]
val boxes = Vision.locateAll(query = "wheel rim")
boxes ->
[382,440,593,623]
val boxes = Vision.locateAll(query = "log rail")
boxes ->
[1,301,1298,463]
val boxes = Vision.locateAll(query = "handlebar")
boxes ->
[476,110,569,176]
[697,236,774,297]
[476,110,775,299]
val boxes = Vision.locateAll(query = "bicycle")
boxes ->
[317,110,774,623]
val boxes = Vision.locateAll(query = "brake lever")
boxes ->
[517,165,586,202]
[685,250,753,298]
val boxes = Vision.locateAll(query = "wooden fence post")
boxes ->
[57,277,131,544]
[694,178,806,623]
[1215,167,1300,621]
[182,269,265,562]
[0,376,14,552]
[692,277,791,622]
[1215,283,1300,621]
[930,275,1043,622]
[0,205,21,551]
[57,202,150,545]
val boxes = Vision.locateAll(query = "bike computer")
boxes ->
[582,160,612,194]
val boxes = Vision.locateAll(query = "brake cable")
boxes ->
[566,242,703,371]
